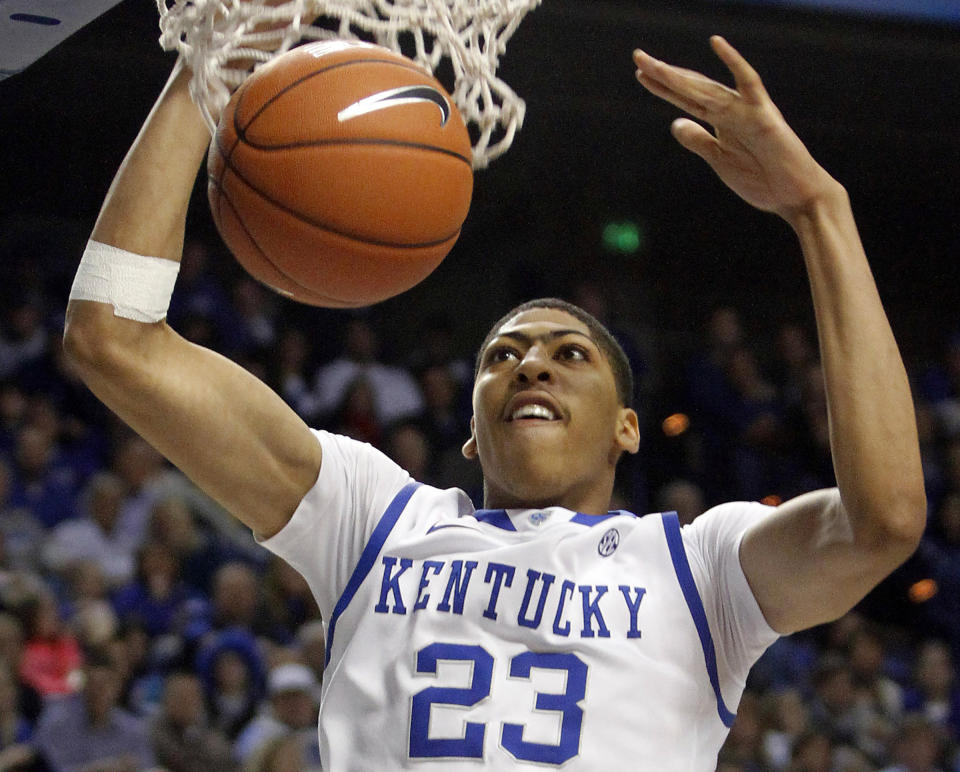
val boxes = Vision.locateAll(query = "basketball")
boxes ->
[207,41,474,307]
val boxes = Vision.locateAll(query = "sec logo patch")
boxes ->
[598,528,620,557]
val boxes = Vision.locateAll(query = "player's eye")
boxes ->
[556,343,589,362]
[486,346,520,365]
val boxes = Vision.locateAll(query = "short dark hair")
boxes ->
[474,298,634,408]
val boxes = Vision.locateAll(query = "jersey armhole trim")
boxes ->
[661,511,737,728]
[325,481,422,666]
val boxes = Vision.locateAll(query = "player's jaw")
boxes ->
[462,309,639,514]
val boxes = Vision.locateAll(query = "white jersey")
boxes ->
[260,431,779,771]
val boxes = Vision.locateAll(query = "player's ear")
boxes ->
[462,415,478,460]
[613,407,640,457]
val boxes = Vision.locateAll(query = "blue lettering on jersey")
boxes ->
[374,555,647,640]
[437,560,479,614]
[618,585,647,639]
[578,585,611,638]
[552,579,576,637]
[482,562,515,620]
[414,561,445,611]
[375,556,413,614]
[517,570,556,629]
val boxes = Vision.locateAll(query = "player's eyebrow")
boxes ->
[491,329,596,348]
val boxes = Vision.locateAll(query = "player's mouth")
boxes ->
[503,392,564,423]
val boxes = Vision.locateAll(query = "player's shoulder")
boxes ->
[374,475,478,537]
[313,428,411,482]
[312,427,381,457]
[407,480,477,514]
[680,499,775,546]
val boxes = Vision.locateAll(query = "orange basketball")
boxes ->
[207,41,474,307]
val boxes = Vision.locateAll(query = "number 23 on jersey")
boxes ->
[409,642,588,764]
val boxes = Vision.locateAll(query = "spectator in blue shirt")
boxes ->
[31,648,155,771]
[903,640,960,743]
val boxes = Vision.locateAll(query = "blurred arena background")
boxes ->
[1,1,960,770]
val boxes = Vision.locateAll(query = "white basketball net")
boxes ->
[156,0,541,168]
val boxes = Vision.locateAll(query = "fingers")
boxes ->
[633,37,769,118]
[634,66,709,122]
[709,36,768,104]
[633,47,738,124]
[670,118,719,163]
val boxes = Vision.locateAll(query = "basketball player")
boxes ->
[63,36,925,769]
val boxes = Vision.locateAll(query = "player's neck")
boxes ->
[482,481,615,516]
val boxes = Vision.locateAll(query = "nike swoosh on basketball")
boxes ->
[337,86,451,126]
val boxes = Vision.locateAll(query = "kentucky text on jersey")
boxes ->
[374,555,647,639]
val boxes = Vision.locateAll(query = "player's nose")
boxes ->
[514,346,553,384]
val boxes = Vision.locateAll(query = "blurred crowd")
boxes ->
[0,234,959,771]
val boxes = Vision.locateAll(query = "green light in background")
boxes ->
[602,220,644,254]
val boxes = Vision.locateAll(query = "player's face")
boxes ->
[464,309,639,514]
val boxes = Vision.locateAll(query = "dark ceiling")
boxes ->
[2,0,959,360]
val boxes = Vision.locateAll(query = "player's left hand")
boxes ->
[633,36,842,224]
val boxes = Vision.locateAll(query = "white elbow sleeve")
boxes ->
[69,240,181,323]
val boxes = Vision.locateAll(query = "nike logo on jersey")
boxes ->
[426,522,479,534]
[529,511,551,526]
[338,86,452,126]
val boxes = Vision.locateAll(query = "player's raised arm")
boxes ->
[633,37,926,633]
[63,58,322,538]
